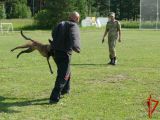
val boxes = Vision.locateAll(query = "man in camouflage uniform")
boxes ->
[102,12,121,65]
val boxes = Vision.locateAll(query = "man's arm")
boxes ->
[102,24,108,44]
[117,21,121,42]
[118,30,121,42]
[70,24,81,53]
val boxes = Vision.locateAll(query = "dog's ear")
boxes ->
[48,39,53,44]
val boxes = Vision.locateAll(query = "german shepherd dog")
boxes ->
[11,30,54,74]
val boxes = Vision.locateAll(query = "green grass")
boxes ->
[0,29,160,120]
[0,19,34,30]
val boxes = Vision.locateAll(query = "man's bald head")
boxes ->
[69,11,80,23]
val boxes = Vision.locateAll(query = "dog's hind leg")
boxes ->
[47,57,53,74]
[17,48,34,59]
[11,45,30,52]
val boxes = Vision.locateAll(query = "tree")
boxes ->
[110,0,140,20]
[92,0,110,16]
[5,0,31,18]
[74,0,86,20]
[35,0,86,28]
[0,2,6,19]
[27,0,46,16]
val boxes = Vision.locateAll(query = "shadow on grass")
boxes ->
[71,63,107,66]
[0,96,49,113]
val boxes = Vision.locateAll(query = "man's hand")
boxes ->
[73,47,80,53]
[102,38,105,44]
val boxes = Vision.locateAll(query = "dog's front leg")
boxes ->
[11,47,19,52]
[47,57,53,74]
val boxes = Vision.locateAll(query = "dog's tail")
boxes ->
[21,30,34,42]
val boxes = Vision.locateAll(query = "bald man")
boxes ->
[49,12,81,103]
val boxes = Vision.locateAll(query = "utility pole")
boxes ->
[32,0,35,16]
[109,0,110,12]
[156,0,159,29]
[139,0,142,29]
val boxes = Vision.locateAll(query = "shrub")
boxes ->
[0,4,6,19]
[121,21,139,28]
[34,10,51,29]
[5,0,31,18]
[35,0,86,29]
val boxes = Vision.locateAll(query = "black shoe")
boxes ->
[111,62,116,65]
[61,91,70,95]
[49,98,59,104]
[111,57,117,65]
[108,58,114,65]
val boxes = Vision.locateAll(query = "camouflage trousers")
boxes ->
[108,37,117,58]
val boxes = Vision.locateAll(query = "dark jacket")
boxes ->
[51,21,80,54]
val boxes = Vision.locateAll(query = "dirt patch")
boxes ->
[86,74,129,84]
[105,74,128,83]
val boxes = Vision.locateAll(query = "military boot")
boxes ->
[111,57,117,65]
[108,55,112,64]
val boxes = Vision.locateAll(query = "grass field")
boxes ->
[0,29,160,120]
[0,19,34,30]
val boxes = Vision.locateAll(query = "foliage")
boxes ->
[121,20,139,28]
[0,3,6,19]
[35,0,87,28]
[34,9,51,28]
[5,0,31,18]
[91,0,110,16]
[74,0,86,21]
[13,2,31,18]
[85,0,139,20]
[3,0,140,20]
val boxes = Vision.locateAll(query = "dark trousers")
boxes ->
[50,51,71,101]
